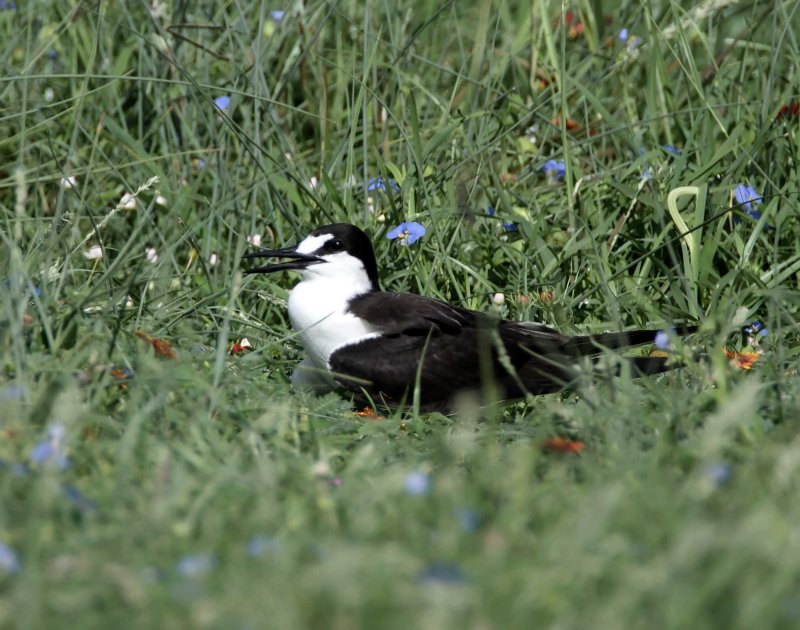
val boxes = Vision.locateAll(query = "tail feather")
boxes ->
[563,324,698,356]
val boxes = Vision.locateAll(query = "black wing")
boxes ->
[332,291,684,410]
[346,291,476,334]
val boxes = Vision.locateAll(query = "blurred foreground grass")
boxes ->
[1,1,799,627]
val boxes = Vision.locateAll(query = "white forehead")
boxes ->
[295,233,333,255]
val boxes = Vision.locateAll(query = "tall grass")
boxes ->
[0,1,798,627]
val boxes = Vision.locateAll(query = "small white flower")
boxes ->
[44,87,54,102]
[492,292,505,305]
[121,193,137,209]
[312,460,331,478]
[209,253,219,266]
[525,123,540,145]
[149,0,167,19]
[309,176,319,189]
[145,247,158,263]
[48,423,66,444]
[61,176,77,190]
[83,245,103,260]
[247,234,262,247]
[155,194,168,207]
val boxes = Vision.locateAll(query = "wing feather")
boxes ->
[330,291,688,410]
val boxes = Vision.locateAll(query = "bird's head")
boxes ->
[244,223,380,291]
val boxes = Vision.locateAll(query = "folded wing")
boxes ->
[331,292,681,410]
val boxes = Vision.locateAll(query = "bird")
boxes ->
[245,223,694,412]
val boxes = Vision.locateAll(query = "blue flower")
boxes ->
[247,536,281,557]
[618,29,641,51]
[29,423,69,471]
[654,330,671,350]
[733,184,762,216]
[417,562,465,584]
[176,553,216,578]
[744,321,768,347]
[1,279,42,297]
[486,206,495,217]
[47,49,58,60]
[502,222,518,232]
[213,95,231,111]
[455,507,480,533]
[403,471,431,496]
[663,145,680,156]
[733,184,771,228]
[541,159,566,183]
[387,222,426,245]
[0,543,20,573]
[270,10,285,22]
[367,177,400,193]
[0,0,17,10]
[64,485,97,513]
[744,321,768,337]
[0,384,25,400]
[703,462,731,486]
[11,463,29,477]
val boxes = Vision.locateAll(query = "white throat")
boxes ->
[287,255,378,371]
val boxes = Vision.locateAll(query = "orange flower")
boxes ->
[723,348,760,370]
[135,331,177,360]
[563,11,584,38]
[550,117,581,131]
[538,290,555,303]
[354,407,383,420]
[568,22,584,38]
[541,437,585,454]
[110,367,132,390]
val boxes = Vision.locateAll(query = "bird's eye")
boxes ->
[330,239,344,251]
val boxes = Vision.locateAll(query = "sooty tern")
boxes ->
[245,223,693,411]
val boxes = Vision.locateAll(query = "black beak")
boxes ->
[243,246,324,274]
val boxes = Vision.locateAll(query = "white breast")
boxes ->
[288,277,379,370]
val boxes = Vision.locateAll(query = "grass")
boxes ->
[1,0,799,627]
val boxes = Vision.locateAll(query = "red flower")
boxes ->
[563,11,584,38]
[541,437,585,454]
[229,338,253,354]
[135,331,177,360]
[776,102,799,121]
